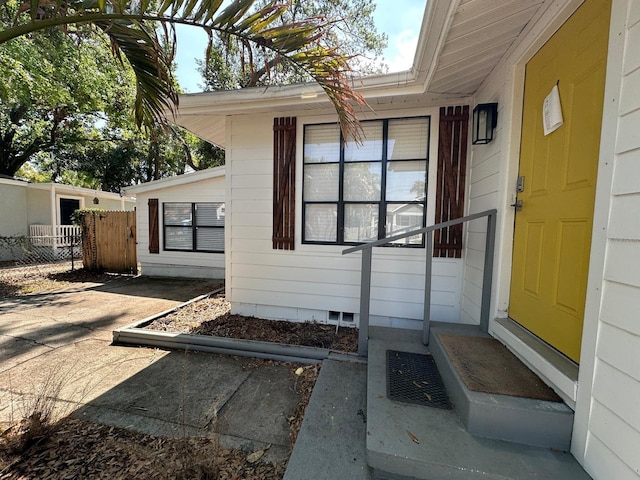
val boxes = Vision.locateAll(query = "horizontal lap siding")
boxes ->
[228,113,463,325]
[585,3,640,477]
[461,105,504,323]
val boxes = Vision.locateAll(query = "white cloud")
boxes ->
[373,0,426,73]
[384,28,421,73]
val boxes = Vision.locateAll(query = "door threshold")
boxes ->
[491,318,579,409]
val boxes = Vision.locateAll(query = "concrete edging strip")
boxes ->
[112,287,359,364]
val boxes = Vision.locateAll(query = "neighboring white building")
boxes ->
[123,167,225,279]
[0,176,135,260]
[171,0,640,478]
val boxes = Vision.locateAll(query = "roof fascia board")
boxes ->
[28,182,129,199]
[175,0,456,116]
[412,0,462,89]
[123,166,226,195]
[0,177,28,187]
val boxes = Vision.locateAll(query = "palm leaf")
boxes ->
[1,0,367,141]
[97,20,178,128]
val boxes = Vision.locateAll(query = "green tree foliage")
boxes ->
[0,1,223,185]
[1,0,366,183]
[19,122,221,192]
[0,18,134,176]
[199,0,387,90]
[0,0,365,142]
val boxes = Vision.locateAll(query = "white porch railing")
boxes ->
[29,224,82,247]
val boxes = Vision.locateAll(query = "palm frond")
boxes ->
[97,20,178,128]
[1,0,367,141]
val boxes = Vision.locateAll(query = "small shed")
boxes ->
[124,167,225,279]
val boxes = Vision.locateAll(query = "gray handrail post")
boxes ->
[423,231,433,346]
[358,248,372,356]
[343,209,498,355]
[480,211,497,333]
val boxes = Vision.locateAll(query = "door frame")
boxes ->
[487,0,624,465]
[56,194,85,226]
[489,0,588,407]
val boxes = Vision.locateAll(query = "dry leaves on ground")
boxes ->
[0,264,113,298]
[1,419,279,480]
[0,363,320,480]
[146,294,359,353]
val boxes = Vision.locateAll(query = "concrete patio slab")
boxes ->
[0,276,302,465]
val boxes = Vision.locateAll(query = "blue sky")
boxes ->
[174,0,428,93]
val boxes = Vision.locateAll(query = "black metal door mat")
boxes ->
[387,350,452,409]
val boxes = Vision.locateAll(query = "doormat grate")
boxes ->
[387,350,451,409]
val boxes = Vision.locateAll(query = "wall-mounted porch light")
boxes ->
[93,197,100,205]
[472,103,498,145]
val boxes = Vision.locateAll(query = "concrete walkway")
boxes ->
[284,358,371,480]
[0,276,301,463]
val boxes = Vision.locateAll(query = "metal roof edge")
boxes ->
[123,165,226,195]
[173,0,454,116]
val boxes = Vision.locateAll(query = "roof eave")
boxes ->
[123,165,226,195]
[173,0,456,118]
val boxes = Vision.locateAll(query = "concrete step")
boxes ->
[429,323,574,450]
[366,326,591,480]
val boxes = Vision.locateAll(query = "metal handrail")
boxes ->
[342,209,497,356]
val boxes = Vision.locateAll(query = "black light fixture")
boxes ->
[472,103,498,145]
[93,197,100,205]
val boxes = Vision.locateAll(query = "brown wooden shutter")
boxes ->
[273,117,296,250]
[434,106,469,258]
[148,198,159,254]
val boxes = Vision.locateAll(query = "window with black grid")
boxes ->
[302,117,429,246]
[163,202,225,252]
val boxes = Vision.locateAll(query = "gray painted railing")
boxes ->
[342,209,498,356]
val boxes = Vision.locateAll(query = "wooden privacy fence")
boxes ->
[81,211,137,273]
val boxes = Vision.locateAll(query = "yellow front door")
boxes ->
[509,0,611,363]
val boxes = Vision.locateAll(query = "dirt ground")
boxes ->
[0,263,113,298]
[0,265,320,479]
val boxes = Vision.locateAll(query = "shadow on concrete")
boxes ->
[0,276,222,373]
[71,349,299,462]
[68,276,222,302]
[1,274,221,305]
[0,313,122,368]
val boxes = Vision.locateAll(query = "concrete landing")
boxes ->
[429,323,574,450]
[284,357,371,480]
[367,327,591,480]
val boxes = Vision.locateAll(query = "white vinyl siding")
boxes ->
[134,172,225,279]
[582,2,640,477]
[0,182,28,237]
[226,110,463,327]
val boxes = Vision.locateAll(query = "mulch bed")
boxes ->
[144,294,359,353]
